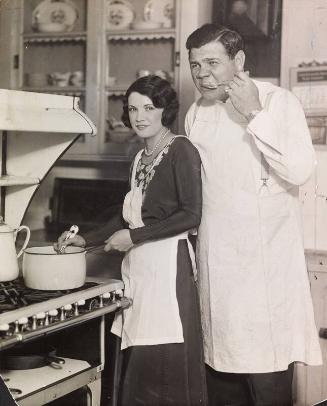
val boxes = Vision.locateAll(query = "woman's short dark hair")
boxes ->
[186,23,244,59]
[122,75,179,128]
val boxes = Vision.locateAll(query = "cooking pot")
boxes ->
[22,245,86,290]
[1,346,65,370]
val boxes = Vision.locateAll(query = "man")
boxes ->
[185,24,322,406]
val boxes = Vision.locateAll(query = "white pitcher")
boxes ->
[0,217,30,281]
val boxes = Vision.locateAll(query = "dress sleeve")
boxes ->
[247,88,316,185]
[129,139,202,244]
[84,212,127,247]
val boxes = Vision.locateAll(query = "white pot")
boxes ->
[23,246,86,290]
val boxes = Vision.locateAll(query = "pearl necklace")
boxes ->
[144,128,170,157]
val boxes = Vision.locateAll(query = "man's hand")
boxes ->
[226,71,262,119]
[104,229,133,252]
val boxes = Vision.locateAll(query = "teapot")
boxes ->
[0,217,30,281]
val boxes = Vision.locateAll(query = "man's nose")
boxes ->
[197,66,210,78]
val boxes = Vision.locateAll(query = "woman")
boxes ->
[57,75,207,405]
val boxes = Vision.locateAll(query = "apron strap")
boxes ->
[260,91,274,186]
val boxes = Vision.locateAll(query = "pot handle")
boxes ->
[47,356,66,369]
[16,226,31,258]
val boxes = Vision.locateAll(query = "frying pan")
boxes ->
[0,345,65,370]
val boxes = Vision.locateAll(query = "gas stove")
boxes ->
[0,277,130,350]
[0,276,130,405]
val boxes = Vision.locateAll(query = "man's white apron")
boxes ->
[188,99,322,373]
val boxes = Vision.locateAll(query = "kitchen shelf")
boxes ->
[105,85,129,96]
[22,86,86,96]
[107,28,176,41]
[23,31,87,43]
[0,175,40,187]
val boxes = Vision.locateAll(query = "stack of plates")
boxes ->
[106,0,174,30]
[32,0,79,32]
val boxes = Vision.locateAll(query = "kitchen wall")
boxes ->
[280,0,327,250]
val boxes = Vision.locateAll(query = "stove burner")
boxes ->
[0,280,98,313]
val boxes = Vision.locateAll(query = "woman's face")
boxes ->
[127,92,165,139]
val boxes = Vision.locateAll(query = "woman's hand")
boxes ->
[104,229,133,252]
[54,232,86,252]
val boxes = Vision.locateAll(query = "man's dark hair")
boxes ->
[122,75,179,128]
[186,23,244,59]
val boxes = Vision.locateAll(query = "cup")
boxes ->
[137,69,151,78]
[70,71,84,87]
[49,72,71,87]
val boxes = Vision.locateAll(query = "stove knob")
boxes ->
[49,309,59,323]
[60,306,65,321]
[115,289,123,298]
[0,323,10,337]
[45,312,49,326]
[18,317,28,332]
[103,292,111,300]
[74,300,85,316]
[99,294,104,308]
[49,309,58,317]
[14,320,19,333]
[64,304,73,318]
[36,312,46,326]
[32,315,37,330]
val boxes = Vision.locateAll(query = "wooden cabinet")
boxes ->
[293,251,327,405]
[1,0,199,161]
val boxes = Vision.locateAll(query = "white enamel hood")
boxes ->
[0,89,97,229]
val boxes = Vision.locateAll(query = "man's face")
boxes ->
[189,41,243,102]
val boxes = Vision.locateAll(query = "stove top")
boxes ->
[0,276,130,350]
[0,279,98,313]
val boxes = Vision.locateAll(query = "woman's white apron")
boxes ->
[111,146,196,350]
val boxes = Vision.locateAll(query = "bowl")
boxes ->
[49,72,71,87]
[36,22,68,33]
[26,72,49,87]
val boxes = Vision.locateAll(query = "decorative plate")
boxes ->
[106,0,135,30]
[144,0,174,28]
[32,0,79,32]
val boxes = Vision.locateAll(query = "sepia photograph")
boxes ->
[0,0,327,405]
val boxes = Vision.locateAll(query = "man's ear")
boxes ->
[234,50,245,72]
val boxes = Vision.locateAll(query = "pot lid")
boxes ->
[0,217,13,232]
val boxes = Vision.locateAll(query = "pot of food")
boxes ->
[22,245,87,290]
[1,346,65,370]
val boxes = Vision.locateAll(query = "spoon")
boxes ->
[59,225,79,254]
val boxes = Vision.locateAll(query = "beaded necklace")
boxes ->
[144,128,170,157]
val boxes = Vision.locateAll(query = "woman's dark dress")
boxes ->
[87,137,207,405]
